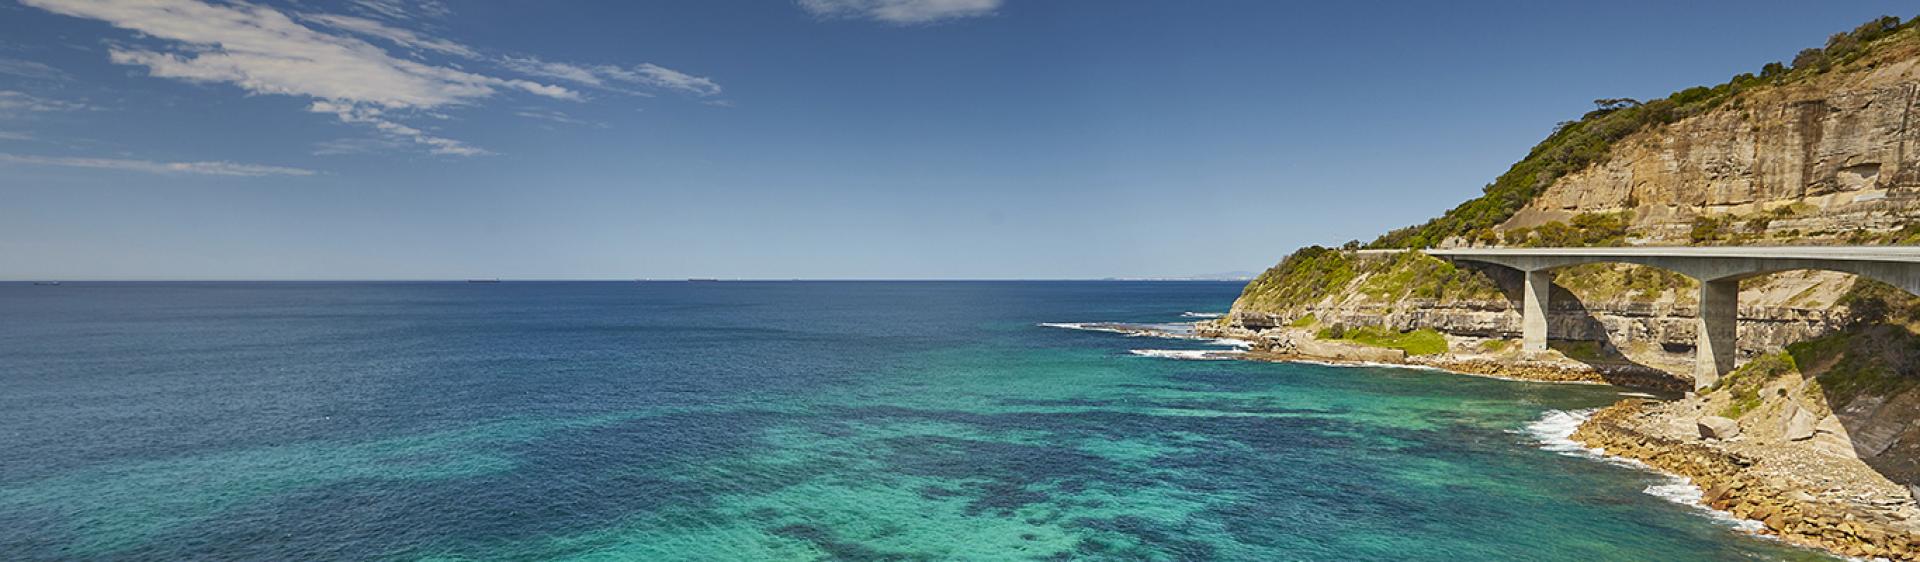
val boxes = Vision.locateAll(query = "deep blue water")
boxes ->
[0,281,1834,560]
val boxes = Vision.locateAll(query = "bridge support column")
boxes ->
[1522,269,1550,353]
[1694,278,1738,390]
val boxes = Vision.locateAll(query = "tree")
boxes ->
[1592,98,1641,112]
[1792,48,1829,71]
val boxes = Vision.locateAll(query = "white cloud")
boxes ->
[502,57,610,88]
[514,109,605,128]
[19,0,577,156]
[311,136,407,156]
[300,13,480,59]
[0,152,315,176]
[0,58,69,81]
[348,0,451,22]
[798,0,1001,23]
[621,63,723,97]
[0,91,93,114]
[0,131,34,141]
[18,0,723,159]
[503,57,722,97]
[309,101,488,156]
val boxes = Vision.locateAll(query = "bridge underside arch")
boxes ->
[1456,255,1920,297]
[1440,253,1920,390]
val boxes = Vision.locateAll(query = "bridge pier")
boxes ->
[1418,246,1920,391]
[1694,278,1738,390]
[1521,269,1551,353]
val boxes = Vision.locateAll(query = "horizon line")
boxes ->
[1,278,1253,283]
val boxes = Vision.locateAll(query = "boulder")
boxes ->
[1697,416,1742,440]
[1784,402,1818,442]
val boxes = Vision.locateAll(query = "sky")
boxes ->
[0,0,1908,280]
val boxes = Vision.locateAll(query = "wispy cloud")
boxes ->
[20,0,726,158]
[300,12,480,59]
[311,136,406,156]
[347,0,451,22]
[622,63,723,97]
[19,0,577,156]
[515,109,606,128]
[502,57,722,97]
[309,101,487,156]
[0,131,34,141]
[0,152,315,176]
[798,0,1002,24]
[0,58,69,81]
[0,90,94,114]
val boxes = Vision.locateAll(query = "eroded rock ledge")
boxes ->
[1197,323,1693,392]
[1574,399,1920,560]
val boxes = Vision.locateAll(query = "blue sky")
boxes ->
[0,0,1904,280]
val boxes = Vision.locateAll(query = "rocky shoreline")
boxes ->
[1194,322,1693,392]
[1575,399,1920,560]
[1180,320,1918,560]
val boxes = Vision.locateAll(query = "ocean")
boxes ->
[0,281,1835,560]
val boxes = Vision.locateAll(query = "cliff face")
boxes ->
[1220,19,1920,557]
[1227,22,1920,369]
[1504,60,1920,242]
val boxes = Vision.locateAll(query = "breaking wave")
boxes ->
[1037,322,1132,334]
[1127,349,1244,360]
[1520,409,1768,535]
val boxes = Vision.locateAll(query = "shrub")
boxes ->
[1689,215,1727,243]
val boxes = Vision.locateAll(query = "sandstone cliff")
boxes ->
[1220,18,1920,555]
[1227,16,1920,373]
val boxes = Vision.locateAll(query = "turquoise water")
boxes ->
[0,281,1834,560]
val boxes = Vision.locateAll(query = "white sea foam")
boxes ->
[1039,321,1209,341]
[1642,479,1769,534]
[1128,349,1244,360]
[1521,409,1770,535]
[1617,392,1659,398]
[1180,311,1224,318]
[1037,322,1131,334]
[1523,409,1601,455]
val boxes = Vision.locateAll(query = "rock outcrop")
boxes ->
[1576,400,1920,560]
[1698,416,1742,440]
[1505,79,1920,239]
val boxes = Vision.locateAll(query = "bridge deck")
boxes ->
[1352,245,1920,389]
[1425,246,1920,263]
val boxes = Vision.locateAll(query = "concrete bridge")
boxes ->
[1419,246,1920,389]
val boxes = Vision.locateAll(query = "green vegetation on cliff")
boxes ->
[1552,262,1696,303]
[1368,15,1917,250]
[1234,248,1500,313]
[1709,282,1920,414]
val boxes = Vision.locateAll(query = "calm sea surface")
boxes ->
[0,281,1835,560]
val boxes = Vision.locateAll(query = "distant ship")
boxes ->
[687,278,721,282]
[32,281,61,286]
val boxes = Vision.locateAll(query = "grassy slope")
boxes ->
[1233,248,1500,314]
[1710,283,1920,426]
